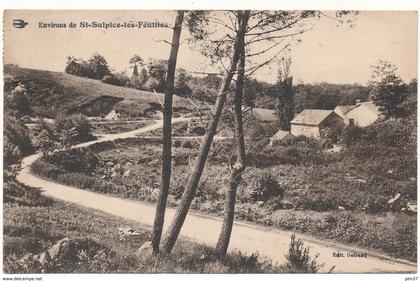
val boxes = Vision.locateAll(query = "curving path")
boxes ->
[16,118,417,273]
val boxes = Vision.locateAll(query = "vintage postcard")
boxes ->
[2,9,418,275]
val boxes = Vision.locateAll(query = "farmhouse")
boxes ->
[342,101,382,127]
[269,130,294,146]
[334,105,357,118]
[290,109,344,138]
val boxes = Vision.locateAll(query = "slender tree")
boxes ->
[160,10,357,255]
[275,57,294,131]
[215,44,246,256]
[161,10,250,254]
[150,10,185,254]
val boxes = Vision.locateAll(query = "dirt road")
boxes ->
[16,118,417,273]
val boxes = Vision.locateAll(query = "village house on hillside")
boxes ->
[290,109,344,139]
[334,105,357,119]
[340,100,383,127]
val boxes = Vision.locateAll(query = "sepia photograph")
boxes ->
[2,8,418,276]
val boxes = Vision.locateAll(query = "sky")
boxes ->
[4,10,418,85]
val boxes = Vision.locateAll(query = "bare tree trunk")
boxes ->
[151,10,184,254]
[215,44,246,256]
[161,10,250,254]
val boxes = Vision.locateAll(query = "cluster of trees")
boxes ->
[65,54,112,81]
[369,61,417,118]
[146,10,359,258]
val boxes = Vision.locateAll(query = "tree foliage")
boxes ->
[65,54,111,80]
[369,61,409,118]
[275,57,294,130]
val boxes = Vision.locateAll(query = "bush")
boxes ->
[11,90,32,116]
[282,235,327,273]
[45,148,99,173]
[102,73,130,87]
[4,115,33,164]
[3,180,53,207]
[35,114,95,151]
[54,113,94,144]
[342,124,363,146]
[240,171,284,203]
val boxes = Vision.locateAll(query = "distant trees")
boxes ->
[145,59,168,92]
[369,61,409,118]
[65,54,111,80]
[174,68,192,97]
[129,55,144,77]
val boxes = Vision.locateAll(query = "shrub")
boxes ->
[240,171,284,203]
[11,90,32,116]
[102,73,130,87]
[250,137,328,167]
[4,115,33,164]
[34,114,95,153]
[54,113,94,144]
[342,124,362,146]
[283,235,326,273]
[31,159,64,179]
[3,180,53,207]
[45,148,99,173]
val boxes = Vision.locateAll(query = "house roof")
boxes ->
[269,130,291,141]
[290,109,334,126]
[334,105,357,116]
[357,101,381,116]
[251,107,277,122]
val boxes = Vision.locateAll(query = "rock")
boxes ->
[135,241,153,257]
[117,227,142,237]
[47,237,112,265]
[387,193,401,204]
[355,179,367,183]
[387,169,393,174]
[123,169,132,177]
[280,200,294,209]
[407,203,417,213]
[20,253,33,263]
[409,177,416,182]
[257,201,264,207]
[33,251,51,266]
[338,206,345,210]
[48,238,70,260]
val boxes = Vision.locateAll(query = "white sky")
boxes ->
[4,10,417,85]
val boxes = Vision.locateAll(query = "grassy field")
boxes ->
[31,130,417,262]
[91,119,156,135]
[4,65,197,119]
[4,180,287,273]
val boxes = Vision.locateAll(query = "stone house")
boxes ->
[290,109,344,138]
[269,130,294,146]
[342,101,383,127]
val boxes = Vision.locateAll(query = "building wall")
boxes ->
[291,124,320,138]
[333,108,346,118]
[345,106,379,127]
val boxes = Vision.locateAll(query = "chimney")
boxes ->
[356,99,361,105]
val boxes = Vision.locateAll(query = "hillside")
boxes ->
[4,65,192,119]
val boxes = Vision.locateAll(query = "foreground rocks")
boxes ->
[20,237,114,272]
